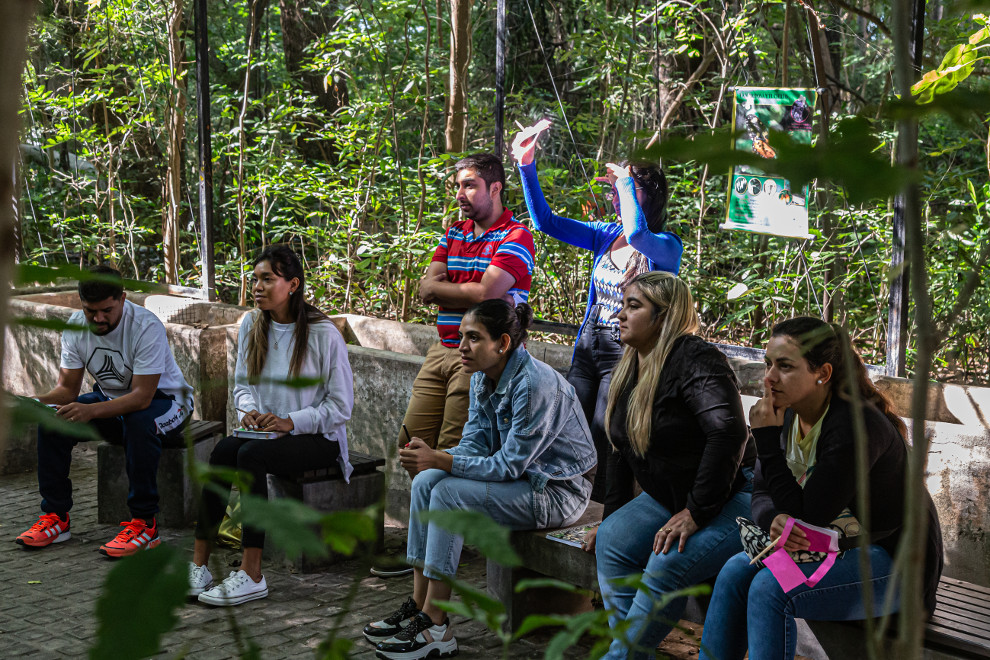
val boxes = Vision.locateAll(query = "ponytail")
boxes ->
[464,299,533,353]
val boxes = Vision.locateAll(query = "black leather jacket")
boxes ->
[751,397,944,615]
[604,334,756,526]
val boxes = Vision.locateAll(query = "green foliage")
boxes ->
[237,493,330,560]
[315,636,354,660]
[913,16,990,103]
[435,573,510,637]
[20,0,990,381]
[15,263,165,293]
[90,544,187,660]
[652,118,915,204]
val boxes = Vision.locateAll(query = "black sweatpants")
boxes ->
[195,434,341,548]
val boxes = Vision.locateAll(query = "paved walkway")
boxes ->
[0,447,707,659]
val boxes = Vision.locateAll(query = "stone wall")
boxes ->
[5,297,989,586]
[4,290,247,423]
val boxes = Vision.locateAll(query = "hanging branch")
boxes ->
[892,0,933,654]
[99,1,119,266]
[782,0,791,87]
[828,0,892,38]
[610,0,641,157]
[659,47,716,130]
[0,0,38,474]
[405,0,435,321]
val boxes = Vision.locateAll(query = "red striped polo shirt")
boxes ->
[431,209,535,347]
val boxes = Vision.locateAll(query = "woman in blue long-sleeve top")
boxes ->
[511,121,683,502]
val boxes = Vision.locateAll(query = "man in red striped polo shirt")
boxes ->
[403,153,535,450]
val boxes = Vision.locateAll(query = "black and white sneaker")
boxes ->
[370,565,415,578]
[363,597,421,643]
[375,611,457,659]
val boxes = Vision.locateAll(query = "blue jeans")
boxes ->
[38,390,188,518]
[699,546,898,660]
[597,488,752,660]
[407,469,591,580]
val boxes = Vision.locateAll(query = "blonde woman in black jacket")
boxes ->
[593,272,755,660]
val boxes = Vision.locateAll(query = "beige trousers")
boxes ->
[399,342,472,450]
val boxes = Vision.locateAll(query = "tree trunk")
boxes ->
[163,0,187,285]
[237,0,263,306]
[279,0,349,161]
[0,0,38,473]
[446,0,470,155]
[893,0,932,656]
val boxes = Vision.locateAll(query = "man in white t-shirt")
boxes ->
[15,265,194,558]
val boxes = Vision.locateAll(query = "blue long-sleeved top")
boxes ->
[446,346,597,493]
[517,161,684,341]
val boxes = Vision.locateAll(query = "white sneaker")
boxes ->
[188,562,213,597]
[197,570,268,606]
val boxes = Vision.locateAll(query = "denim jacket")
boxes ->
[446,346,597,492]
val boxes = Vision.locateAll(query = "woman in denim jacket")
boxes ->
[364,299,596,660]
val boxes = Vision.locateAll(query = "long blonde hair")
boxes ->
[605,272,700,457]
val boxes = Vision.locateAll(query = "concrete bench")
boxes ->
[98,419,225,528]
[486,502,713,633]
[1,422,37,475]
[486,502,602,632]
[263,450,385,572]
[491,504,988,659]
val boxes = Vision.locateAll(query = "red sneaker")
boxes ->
[99,518,161,558]
[16,513,71,548]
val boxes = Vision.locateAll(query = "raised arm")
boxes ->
[611,174,683,274]
[517,161,601,251]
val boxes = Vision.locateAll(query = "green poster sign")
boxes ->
[722,87,817,238]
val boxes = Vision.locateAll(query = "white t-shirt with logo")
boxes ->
[61,300,194,432]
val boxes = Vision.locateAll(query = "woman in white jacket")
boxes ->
[188,245,354,606]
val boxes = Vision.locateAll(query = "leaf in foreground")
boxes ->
[415,509,520,567]
[435,575,508,635]
[90,544,186,660]
[8,395,101,442]
[238,493,328,560]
